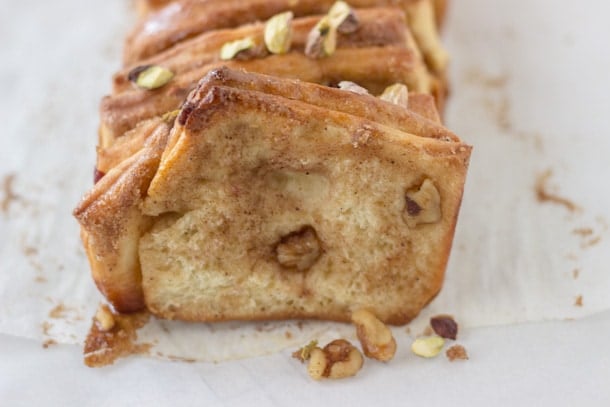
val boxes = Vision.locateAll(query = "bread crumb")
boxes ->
[42,339,57,349]
[574,295,583,307]
[581,236,601,249]
[572,269,580,279]
[535,169,579,212]
[464,68,509,90]
[83,310,151,367]
[421,326,433,337]
[446,344,469,361]
[573,228,593,237]
[1,173,20,214]
[49,303,68,319]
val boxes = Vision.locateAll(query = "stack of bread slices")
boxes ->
[74,0,470,340]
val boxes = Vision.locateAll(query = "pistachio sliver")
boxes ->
[380,83,409,108]
[305,16,337,59]
[264,11,294,54]
[338,81,369,95]
[220,37,256,60]
[129,65,174,90]
[328,0,359,33]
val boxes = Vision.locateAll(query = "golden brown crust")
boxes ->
[134,0,175,17]
[434,0,448,28]
[115,7,411,93]
[74,119,172,312]
[98,69,446,169]
[101,46,431,143]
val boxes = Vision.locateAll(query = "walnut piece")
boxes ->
[430,315,458,340]
[403,179,441,227]
[275,226,322,271]
[352,309,396,362]
[307,339,364,380]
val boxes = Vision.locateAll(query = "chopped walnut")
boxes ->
[430,315,458,340]
[352,309,396,362]
[403,179,441,227]
[275,226,322,271]
[307,339,364,380]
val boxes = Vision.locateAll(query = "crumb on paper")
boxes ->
[464,68,509,90]
[535,169,579,212]
[446,344,469,361]
[421,326,433,337]
[42,321,52,336]
[573,228,593,237]
[572,269,580,279]
[42,339,57,349]
[1,173,20,214]
[23,245,38,257]
[49,303,68,319]
[285,330,293,339]
[83,310,151,367]
[574,295,583,307]
[581,236,602,249]
[158,353,197,363]
[572,227,603,249]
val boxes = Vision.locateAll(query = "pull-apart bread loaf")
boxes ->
[75,0,470,331]
[75,68,471,324]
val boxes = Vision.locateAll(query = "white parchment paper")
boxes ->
[1,0,608,362]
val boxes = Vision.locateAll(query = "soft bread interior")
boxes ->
[139,83,470,324]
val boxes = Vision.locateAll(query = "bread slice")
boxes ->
[97,71,444,176]
[140,75,470,325]
[114,7,417,93]
[100,45,431,146]
[75,68,469,319]
[123,0,447,72]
